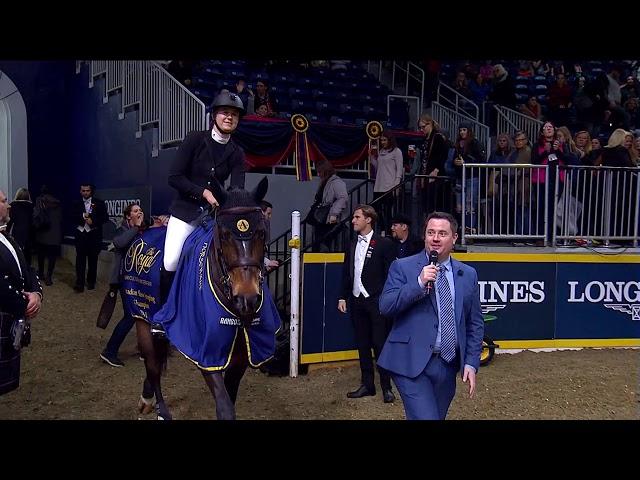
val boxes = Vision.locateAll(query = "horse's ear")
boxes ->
[210,178,228,206]
[251,176,269,203]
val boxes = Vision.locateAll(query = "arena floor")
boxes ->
[0,258,637,420]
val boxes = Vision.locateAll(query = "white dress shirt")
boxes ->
[352,229,373,298]
[0,233,22,276]
[77,197,93,233]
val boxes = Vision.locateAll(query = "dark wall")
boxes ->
[0,61,335,239]
[0,60,74,202]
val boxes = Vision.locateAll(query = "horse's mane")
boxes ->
[221,187,258,209]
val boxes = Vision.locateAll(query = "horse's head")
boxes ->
[210,177,269,327]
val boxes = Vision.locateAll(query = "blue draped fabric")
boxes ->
[234,119,292,157]
[152,216,281,370]
[232,119,424,170]
[121,226,166,322]
[307,123,368,159]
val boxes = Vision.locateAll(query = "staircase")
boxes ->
[76,60,206,157]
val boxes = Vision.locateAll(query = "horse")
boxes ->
[133,176,279,420]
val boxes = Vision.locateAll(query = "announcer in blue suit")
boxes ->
[378,211,484,420]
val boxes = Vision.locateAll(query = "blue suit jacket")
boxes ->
[377,252,484,378]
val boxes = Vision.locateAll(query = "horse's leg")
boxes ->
[136,319,172,420]
[201,370,236,420]
[224,334,249,404]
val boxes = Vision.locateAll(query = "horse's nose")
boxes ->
[232,294,260,317]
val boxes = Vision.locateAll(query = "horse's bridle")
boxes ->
[212,206,266,300]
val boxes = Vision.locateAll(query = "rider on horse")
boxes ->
[160,91,247,309]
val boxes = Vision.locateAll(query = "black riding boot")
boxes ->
[153,267,176,338]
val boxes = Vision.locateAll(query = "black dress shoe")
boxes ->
[383,389,396,403]
[87,284,96,290]
[73,285,84,293]
[347,385,376,398]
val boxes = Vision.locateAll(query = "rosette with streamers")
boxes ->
[366,121,383,179]
[291,114,312,181]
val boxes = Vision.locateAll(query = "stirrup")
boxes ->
[138,395,156,415]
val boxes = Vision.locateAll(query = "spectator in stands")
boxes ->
[450,122,486,233]
[234,78,254,115]
[573,76,595,133]
[486,134,514,234]
[532,121,567,243]
[623,131,639,166]
[574,130,597,165]
[7,188,33,266]
[452,71,472,99]
[635,135,640,155]
[370,131,404,234]
[624,97,640,130]
[411,115,450,222]
[547,73,573,126]
[586,72,613,137]
[489,64,517,108]
[532,60,550,77]
[33,186,62,286]
[167,60,193,87]
[468,72,491,105]
[601,129,636,238]
[521,96,543,121]
[621,75,640,105]
[591,137,602,152]
[254,80,277,118]
[311,161,348,252]
[606,66,622,107]
[508,131,533,235]
[550,61,566,77]
[479,60,494,81]
[556,127,581,165]
[255,104,269,118]
[517,60,535,78]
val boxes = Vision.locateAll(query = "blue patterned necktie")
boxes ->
[437,264,457,362]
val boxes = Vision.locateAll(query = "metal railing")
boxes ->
[81,60,206,155]
[387,94,420,130]
[554,165,640,247]
[494,105,543,144]
[436,81,479,121]
[266,175,458,315]
[432,101,492,154]
[462,164,548,245]
[391,61,425,115]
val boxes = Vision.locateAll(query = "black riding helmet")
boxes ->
[210,91,246,117]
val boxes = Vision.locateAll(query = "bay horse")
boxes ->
[135,177,278,420]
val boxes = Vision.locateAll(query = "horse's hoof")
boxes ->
[138,395,156,415]
[156,404,173,421]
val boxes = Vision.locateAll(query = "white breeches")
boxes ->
[163,216,197,271]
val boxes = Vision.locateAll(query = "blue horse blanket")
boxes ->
[150,216,281,371]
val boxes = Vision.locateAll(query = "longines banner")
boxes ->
[301,253,640,362]
[460,254,640,342]
[99,186,151,241]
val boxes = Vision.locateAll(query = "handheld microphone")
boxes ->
[425,250,439,293]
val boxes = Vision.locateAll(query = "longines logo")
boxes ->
[479,281,545,314]
[568,281,640,321]
[124,239,162,275]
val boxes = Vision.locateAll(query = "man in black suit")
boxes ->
[0,189,43,396]
[338,204,397,403]
[390,213,424,259]
[73,183,107,292]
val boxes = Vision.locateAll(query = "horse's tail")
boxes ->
[153,334,170,374]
